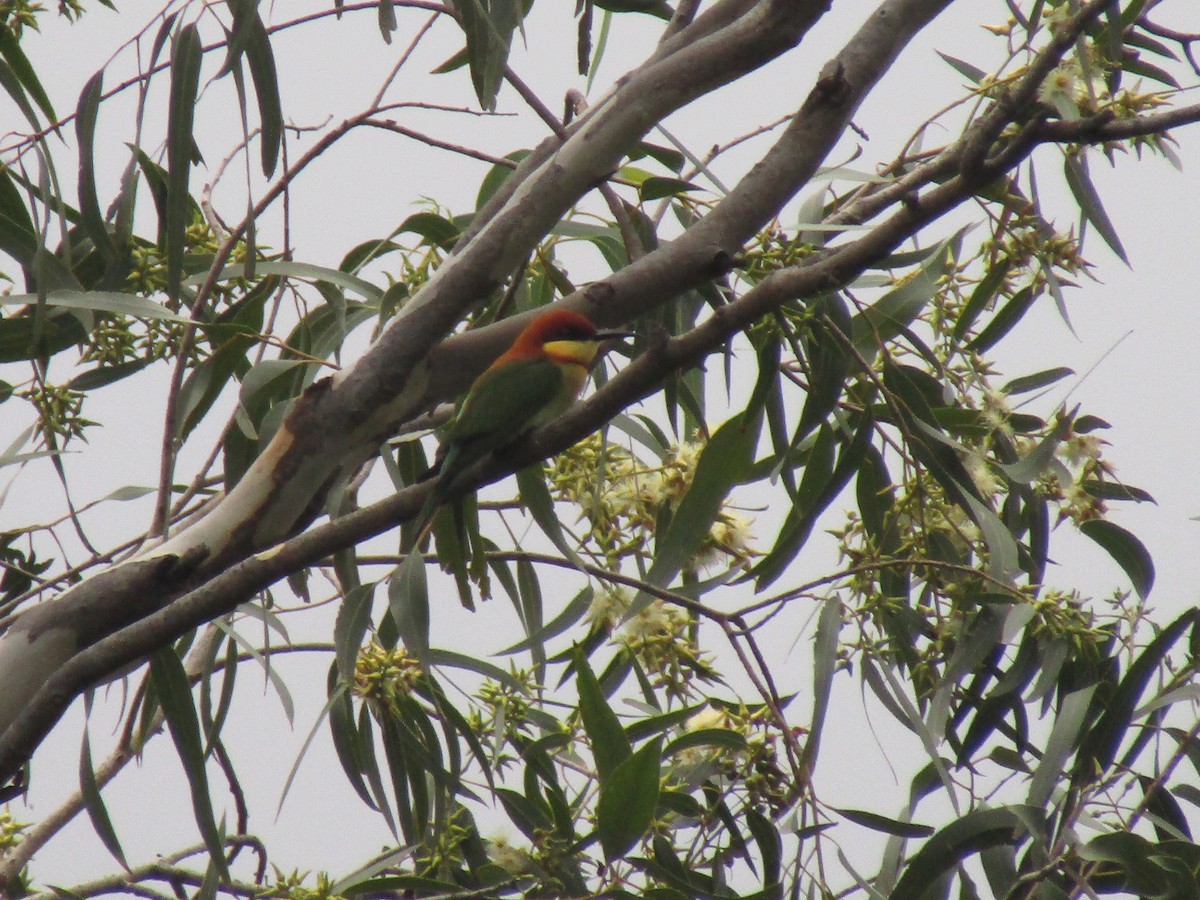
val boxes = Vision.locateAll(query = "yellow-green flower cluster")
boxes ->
[1030,588,1107,651]
[740,224,815,284]
[618,599,717,700]
[475,668,536,741]
[669,705,790,813]
[485,832,534,875]
[17,381,95,445]
[261,867,345,900]
[549,434,755,572]
[0,808,28,855]
[351,641,422,718]
[2,0,46,35]
[1029,423,1111,525]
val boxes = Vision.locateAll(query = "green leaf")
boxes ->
[166,23,203,301]
[277,680,347,818]
[179,280,271,440]
[753,416,872,590]
[426,649,523,694]
[389,551,430,662]
[966,285,1037,353]
[936,50,986,84]
[1073,609,1197,787]
[890,808,1028,900]
[101,484,158,502]
[201,636,239,758]
[80,727,128,870]
[631,410,759,613]
[1001,367,1074,396]
[744,806,782,891]
[1082,479,1154,504]
[495,786,551,840]
[451,0,525,111]
[1064,151,1128,264]
[0,61,41,141]
[475,149,529,209]
[69,358,155,391]
[378,0,397,42]
[628,140,686,172]
[954,259,1012,341]
[663,727,747,757]
[0,29,58,130]
[638,177,702,202]
[75,71,116,262]
[576,651,631,784]
[594,0,672,16]
[334,582,376,685]
[1080,519,1155,600]
[834,806,934,838]
[244,13,283,177]
[1,289,196,323]
[0,166,38,266]
[0,306,89,363]
[217,0,260,75]
[1077,832,1182,897]
[396,211,461,249]
[326,670,379,813]
[497,585,593,655]
[516,464,586,572]
[149,648,232,883]
[994,410,1072,485]
[194,260,383,301]
[1026,684,1096,808]
[597,738,662,860]
[852,236,957,358]
[803,595,842,769]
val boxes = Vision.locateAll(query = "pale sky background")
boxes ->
[2,0,1199,890]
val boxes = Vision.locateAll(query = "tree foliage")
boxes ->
[1,0,1199,897]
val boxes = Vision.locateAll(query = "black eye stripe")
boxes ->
[546,325,596,341]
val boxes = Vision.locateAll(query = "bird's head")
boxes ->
[507,309,632,368]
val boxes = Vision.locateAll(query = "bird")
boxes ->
[412,308,632,543]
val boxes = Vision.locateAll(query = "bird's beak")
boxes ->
[595,329,635,343]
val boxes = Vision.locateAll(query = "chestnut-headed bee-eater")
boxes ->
[413,308,632,539]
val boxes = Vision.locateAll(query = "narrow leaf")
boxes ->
[576,651,632,784]
[335,582,376,685]
[497,586,593,656]
[889,808,1027,900]
[244,14,283,177]
[1064,151,1128,264]
[597,738,662,860]
[1080,519,1155,600]
[1027,685,1096,808]
[0,29,58,129]
[1073,610,1197,786]
[166,24,203,300]
[149,648,232,882]
[389,551,430,662]
[631,410,759,614]
[80,729,128,870]
[936,50,986,84]
[834,806,934,838]
[75,71,116,261]
[1001,367,1074,396]
[1,289,196,323]
[516,464,586,571]
[803,595,842,769]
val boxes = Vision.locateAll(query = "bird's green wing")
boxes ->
[416,358,566,542]
[448,356,565,447]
